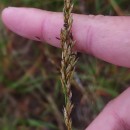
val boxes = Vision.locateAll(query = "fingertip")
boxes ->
[1,7,46,41]
[1,7,21,35]
[1,7,9,24]
[1,7,15,24]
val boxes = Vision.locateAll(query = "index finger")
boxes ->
[2,7,130,67]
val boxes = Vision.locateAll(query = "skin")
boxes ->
[1,7,130,130]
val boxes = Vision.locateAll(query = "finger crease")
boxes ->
[85,24,93,55]
[113,111,130,130]
[40,13,49,41]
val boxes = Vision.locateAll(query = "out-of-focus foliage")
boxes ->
[0,0,130,130]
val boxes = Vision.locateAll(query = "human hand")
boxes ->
[1,7,130,130]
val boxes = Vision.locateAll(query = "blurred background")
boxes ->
[0,0,130,130]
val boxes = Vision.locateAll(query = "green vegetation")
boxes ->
[0,0,130,130]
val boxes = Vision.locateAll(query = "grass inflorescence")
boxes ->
[1,0,130,130]
[60,0,78,130]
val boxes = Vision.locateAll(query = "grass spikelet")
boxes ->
[60,0,78,130]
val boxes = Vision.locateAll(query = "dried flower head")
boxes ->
[60,0,78,130]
